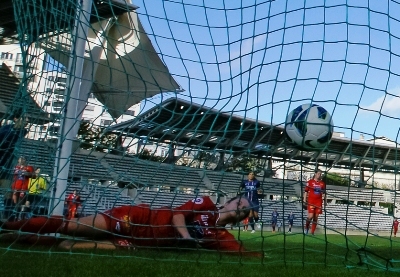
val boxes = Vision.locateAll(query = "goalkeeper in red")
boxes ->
[303,169,326,235]
[1,195,261,256]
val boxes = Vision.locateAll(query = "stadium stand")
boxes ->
[63,181,134,216]
[389,191,400,204]
[205,171,300,197]
[19,139,55,176]
[205,171,243,193]
[1,137,396,235]
[320,203,393,232]
[135,190,200,208]
[258,199,304,228]
[0,63,51,122]
[103,155,208,190]
[69,152,110,180]
[327,189,388,204]
[262,178,299,198]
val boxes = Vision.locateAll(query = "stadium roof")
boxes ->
[0,0,182,119]
[109,98,400,173]
[0,0,138,44]
[0,63,54,124]
[38,8,182,119]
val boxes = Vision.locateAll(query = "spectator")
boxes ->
[287,212,295,233]
[0,110,28,219]
[3,195,263,256]
[240,171,262,233]
[393,218,399,237]
[271,208,279,232]
[0,110,28,179]
[27,167,47,214]
[66,190,81,219]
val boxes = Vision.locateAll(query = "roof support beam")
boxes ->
[333,143,351,165]
[355,145,371,168]
[375,148,391,172]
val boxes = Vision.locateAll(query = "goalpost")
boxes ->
[1,0,400,272]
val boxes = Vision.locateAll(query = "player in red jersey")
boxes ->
[393,218,399,237]
[66,190,81,219]
[242,217,249,231]
[11,156,34,205]
[1,195,262,256]
[303,169,326,235]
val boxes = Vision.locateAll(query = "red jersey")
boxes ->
[102,196,251,254]
[12,164,34,191]
[394,220,399,229]
[305,178,325,206]
[66,193,81,208]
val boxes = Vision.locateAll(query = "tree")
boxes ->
[190,150,217,169]
[77,122,98,150]
[136,148,164,162]
[77,122,118,152]
[225,154,264,174]
[324,173,349,187]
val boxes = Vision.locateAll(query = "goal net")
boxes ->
[1,0,400,271]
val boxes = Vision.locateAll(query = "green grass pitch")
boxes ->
[1,230,400,276]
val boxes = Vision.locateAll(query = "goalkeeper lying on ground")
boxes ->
[1,195,261,256]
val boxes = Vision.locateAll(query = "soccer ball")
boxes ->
[285,104,333,149]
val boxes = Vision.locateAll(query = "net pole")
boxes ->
[70,18,115,137]
[50,0,93,216]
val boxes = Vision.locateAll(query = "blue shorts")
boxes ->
[251,200,260,213]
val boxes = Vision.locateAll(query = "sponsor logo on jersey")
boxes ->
[192,197,204,204]
[188,220,205,239]
[123,215,130,228]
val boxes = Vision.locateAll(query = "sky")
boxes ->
[130,0,400,141]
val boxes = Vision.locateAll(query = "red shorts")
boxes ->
[100,205,176,247]
[101,205,151,236]
[307,203,323,214]
[12,180,26,191]
[68,205,78,218]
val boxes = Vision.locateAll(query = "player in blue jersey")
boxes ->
[271,208,279,232]
[287,212,295,233]
[240,172,262,233]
